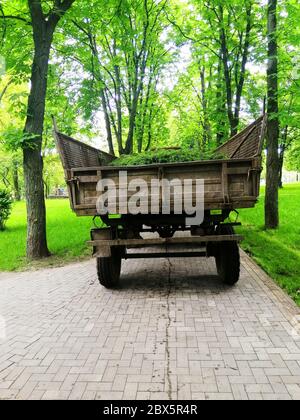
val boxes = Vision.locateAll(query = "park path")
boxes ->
[0,250,299,400]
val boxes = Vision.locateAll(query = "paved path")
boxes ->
[0,251,299,400]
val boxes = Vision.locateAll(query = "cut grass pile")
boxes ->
[110,148,226,166]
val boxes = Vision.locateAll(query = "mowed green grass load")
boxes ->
[0,199,94,271]
[0,183,299,305]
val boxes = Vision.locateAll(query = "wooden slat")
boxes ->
[74,200,257,216]
[69,157,254,173]
[230,125,257,158]
[87,234,244,247]
[221,162,229,203]
[215,115,265,159]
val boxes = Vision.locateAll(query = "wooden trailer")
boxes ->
[54,115,266,288]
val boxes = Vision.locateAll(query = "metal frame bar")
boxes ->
[124,251,207,259]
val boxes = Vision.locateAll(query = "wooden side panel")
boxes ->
[67,158,261,216]
[215,115,266,159]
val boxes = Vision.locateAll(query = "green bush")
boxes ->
[110,148,226,166]
[0,189,13,231]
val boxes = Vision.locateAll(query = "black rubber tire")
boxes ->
[215,226,240,286]
[97,248,121,288]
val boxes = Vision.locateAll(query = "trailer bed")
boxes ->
[54,116,266,217]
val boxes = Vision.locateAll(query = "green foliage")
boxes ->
[58,0,173,155]
[1,127,39,151]
[0,189,12,231]
[43,154,66,197]
[285,142,300,172]
[110,148,226,166]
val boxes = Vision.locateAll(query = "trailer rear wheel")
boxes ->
[97,248,121,288]
[215,226,240,285]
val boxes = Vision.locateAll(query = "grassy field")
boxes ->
[236,183,300,306]
[0,199,95,271]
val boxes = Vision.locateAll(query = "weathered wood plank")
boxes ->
[87,234,244,247]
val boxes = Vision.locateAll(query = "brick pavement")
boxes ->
[0,250,299,400]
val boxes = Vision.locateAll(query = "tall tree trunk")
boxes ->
[100,89,114,155]
[278,149,284,188]
[114,65,123,155]
[23,0,75,259]
[220,32,235,137]
[278,125,288,188]
[217,3,252,138]
[124,44,148,155]
[145,103,154,151]
[84,28,115,156]
[278,125,289,188]
[44,179,50,198]
[218,6,236,137]
[23,35,52,258]
[200,66,211,147]
[12,159,21,201]
[0,80,12,104]
[137,72,154,153]
[136,94,144,153]
[124,93,139,154]
[216,54,226,146]
[265,0,279,229]
[233,3,252,134]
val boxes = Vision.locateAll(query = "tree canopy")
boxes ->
[1,0,300,159]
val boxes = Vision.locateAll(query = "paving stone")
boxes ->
[0,250,299,400]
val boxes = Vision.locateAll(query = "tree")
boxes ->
[0,74,27,200]
[43,154,65,198]
[24,0,76,258]
[265,0,279,229]
[285,141,300,174]
[215,0,254,137]
[0,188,12,230]
[65,0,170,156]
[165,0,261,146]
[11,156,21,200]
[1,0,76,258]
[276,0,300,187]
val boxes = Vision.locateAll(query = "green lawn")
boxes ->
[0,199,95,271]
[236,183,300,306]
